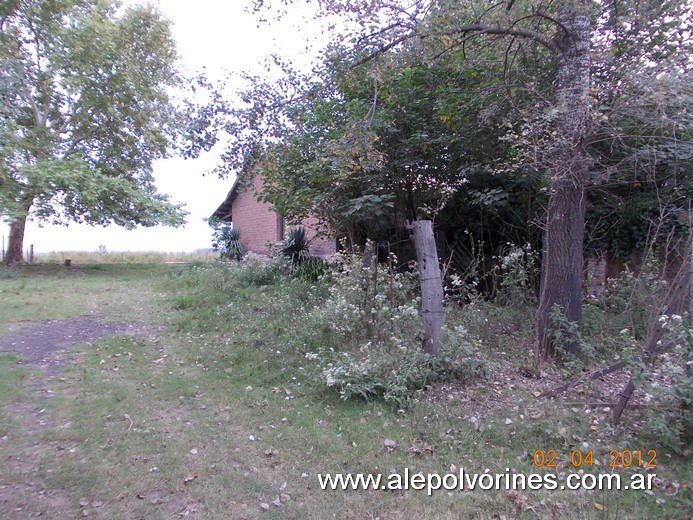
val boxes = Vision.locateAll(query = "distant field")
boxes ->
[30,249,216,264]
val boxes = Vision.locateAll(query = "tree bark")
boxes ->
[4,207,30,266]
[5,219,27,266]
[412,220,444,355]
[535,1,593,359]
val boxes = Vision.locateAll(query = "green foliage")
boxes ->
[224,37,530,248]
[219,0,693,364]
[278,226,333,281]
[293,257,331,282]
[586,1,693,260]
[0,0,191,260]
[210,222,245,261]
[493,242,540,306]
[313,324,485,408]
[234,252,290,287]
[548,304,594,372]
[2,250,692,517]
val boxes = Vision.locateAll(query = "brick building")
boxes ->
[211,176,336,258]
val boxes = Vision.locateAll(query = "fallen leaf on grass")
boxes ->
[384,439,397,452]
[507,490,529,511]
[264,448,276,458]
[407,442,434,456]
[178,503,201,516]
[183,472,198,484]
[259,503,270,511]
[595,502,605,511]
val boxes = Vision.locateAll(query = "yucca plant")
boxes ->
[281,226,311,264]
[224,229,245,261]
[211,223,245,261]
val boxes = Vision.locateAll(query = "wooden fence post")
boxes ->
[412,220,444,355]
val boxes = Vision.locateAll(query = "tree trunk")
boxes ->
[535,1,593,359]
[4,209,30,266]
[412,220,444,355]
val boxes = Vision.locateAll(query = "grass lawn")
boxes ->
[0,261,690,519]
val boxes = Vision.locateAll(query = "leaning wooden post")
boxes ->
[412,220,444,355]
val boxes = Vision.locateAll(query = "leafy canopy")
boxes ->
[0,0,188,228]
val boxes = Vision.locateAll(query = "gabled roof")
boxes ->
[210,178,240,222]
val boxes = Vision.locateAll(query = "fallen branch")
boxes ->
[540,339,678,399]
[540,360,626,399]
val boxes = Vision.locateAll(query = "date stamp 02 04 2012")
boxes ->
[532,449,657,469]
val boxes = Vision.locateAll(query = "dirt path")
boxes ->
[0,316,160,376]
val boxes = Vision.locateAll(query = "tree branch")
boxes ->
[350,20,558,72]
[440,23,558,52]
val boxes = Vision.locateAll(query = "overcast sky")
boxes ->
[1,0,321,253]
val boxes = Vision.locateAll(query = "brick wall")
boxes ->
[231,177,281,255]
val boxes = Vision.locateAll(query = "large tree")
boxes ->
[0,0,187,264]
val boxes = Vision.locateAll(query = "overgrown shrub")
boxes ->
[292,249,485,406]
[549,303,595,372]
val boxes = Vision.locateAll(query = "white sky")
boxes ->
[1,0,322,253]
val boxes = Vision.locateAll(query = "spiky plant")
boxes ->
[212,223,245,261]
[281,227,311,264]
